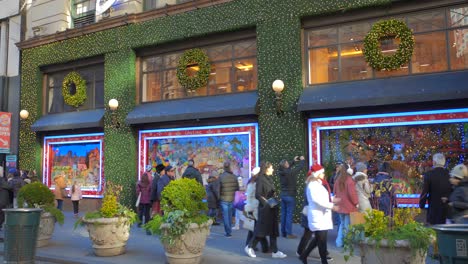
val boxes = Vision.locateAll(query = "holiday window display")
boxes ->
[309,109,468,207]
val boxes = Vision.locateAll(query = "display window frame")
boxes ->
[43,133,105,198]
[308,108,468,207]
[138,123,259,184]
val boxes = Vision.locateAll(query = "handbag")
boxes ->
[136,192,141,207]
[350,211,366,226]
[243,217,255,231]
[262,196,279,208]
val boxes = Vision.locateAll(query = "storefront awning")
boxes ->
[297,71,468,111]
[126,91,258,125]
[31,109,105,132]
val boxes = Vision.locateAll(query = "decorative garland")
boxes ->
[363,19,414,71]
[62,71,87,107]
[176,48,211,91]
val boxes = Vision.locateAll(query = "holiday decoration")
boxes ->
[363,19,414,71]
[176,48,211,91]
[62,71,87,107]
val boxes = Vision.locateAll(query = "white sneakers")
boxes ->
[244,246,256,258]
[272,251,287,258]
[232,225,240,230]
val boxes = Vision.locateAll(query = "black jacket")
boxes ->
[182,166,203,185]
[255,174,279,238]
[206,176,220,209]
[449,181,468,222]
[150,173,161,202]
[279,159,305,196]
[419,167,451,225]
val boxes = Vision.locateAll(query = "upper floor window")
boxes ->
[306,4,468,85]
[73,0,96,28]
[46,64,104,114]
[141,39,257,102]
[144,0,192,10]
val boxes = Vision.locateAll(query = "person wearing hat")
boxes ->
[150,164,165,216]
[448,164,468,224]
[156,165,175,213]
[299,164,339,264]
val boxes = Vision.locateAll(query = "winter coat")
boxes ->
[69,184,82,201]
[333,175,359,214]
[0,177,12,208]
[373,172,394,216]
[53,175,67,200]
[136,181,152,204]
[419,167,451,225]
[182,166,203,185]
[8,176,25,198]
[244,182,259,220]
[306,180,334,231]
[157,175,173,201]
[279,159,305,196]
[254,174,279,238]
[219,170,239,202]
[449,181,468,223]
[206,176,220,209]
[150,172,161,202]
[353,172,373,213]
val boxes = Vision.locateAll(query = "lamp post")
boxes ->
[108,99,120,128]
[19,110,29,120]
[272,80,285,115]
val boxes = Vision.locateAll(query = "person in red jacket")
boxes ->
[333,163,358,248]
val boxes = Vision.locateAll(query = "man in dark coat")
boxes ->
[150,164,165,216]
[219,161,239,237]
[182,160,203,185]
[206,170,220,225]
[419,153,452,225]
[156,166,175,211]
[278,155,305,238]
[0,176,12,230]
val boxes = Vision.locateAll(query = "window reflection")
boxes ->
[449,29,468,70]
[412,32,447,74]
[309,47,338,84]
[141,39,257,102]
[341,43,372,81]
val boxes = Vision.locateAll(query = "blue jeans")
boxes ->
[280,195,295,236]
[336,213,350,247]
[56,199,63,211]
[220,201,233,236]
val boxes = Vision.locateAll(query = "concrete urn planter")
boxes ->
[161,220,212,264]
[37,212,55,247]
[358,239,427,264]
[82,217,131,257]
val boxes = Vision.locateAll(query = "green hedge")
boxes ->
[20,0,391,213]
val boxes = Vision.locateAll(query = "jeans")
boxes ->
[138,203,151,225]
[280,195,295,236]
[220,201,233,236]
[336,213,350,247]
[56,199,63,211]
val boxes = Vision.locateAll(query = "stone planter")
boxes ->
[37,212,55,247]
[358,238,427,264]
[161,220,212,264]
[82,217,131,257]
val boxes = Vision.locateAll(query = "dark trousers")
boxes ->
[297,227,313,255]
[249,236,278,253]
[300,230,328,264]
[0,207,4,228]
[56,199,63,211]
[72,200,79,214]
[138,203,151,224]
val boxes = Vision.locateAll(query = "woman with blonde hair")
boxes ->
[299,164,339,264]
[70,180,82,217]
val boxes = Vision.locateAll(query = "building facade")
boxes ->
[17,0,468,209]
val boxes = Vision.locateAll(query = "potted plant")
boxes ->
[344,208,435,264]
[17,182,65,247]
[145,178,212,264]
[76,181,137,257]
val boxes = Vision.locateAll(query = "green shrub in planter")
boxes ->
[17,182,65,225]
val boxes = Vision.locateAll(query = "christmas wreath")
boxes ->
[363,19,414,71]
[62,71,87,107]
[176,48,211,91]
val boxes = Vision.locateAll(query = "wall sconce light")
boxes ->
[272,79,285,115]
[20,110,29,120]
[108,99,120,128]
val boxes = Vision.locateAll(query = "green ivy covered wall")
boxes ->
[20,0,392,210]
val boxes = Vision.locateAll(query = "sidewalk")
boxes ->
[0,211,438,264]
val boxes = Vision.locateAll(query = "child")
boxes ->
[70,181,82,217]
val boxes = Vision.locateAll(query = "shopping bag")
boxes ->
[350,211,366,226]
[234,191,246,210]
[135,192,141,207]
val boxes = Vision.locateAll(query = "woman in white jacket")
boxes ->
[299,164,339,264]
[352,162,373,213]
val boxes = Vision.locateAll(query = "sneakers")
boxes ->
[225,234,232,238]
[232,225,240,230]
[244,246,256,258]
[272,251,287,258]
[326,256,333,261]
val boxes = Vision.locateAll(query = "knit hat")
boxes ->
[450,164,468,180]
[309,164,324,177]
[251,167,260,175]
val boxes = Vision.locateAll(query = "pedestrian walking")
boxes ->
[0,176,12,230]
[447,164,468,224]
[157,166,175,215]
[150,164,165,216]
[352,162,373,213]
[136,172,152,233]
[219,161,239,237]
[278,155,305,238]
[8,169,25,208]
[373,161,394,216]
[53,173,67,211]
[206,170,220,225]
[69,181,82,217]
